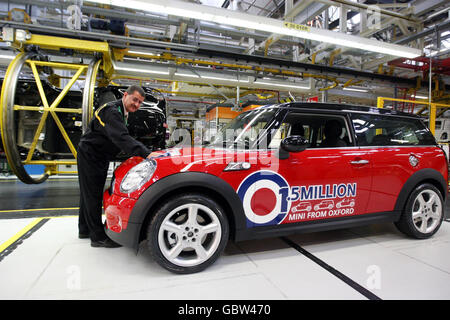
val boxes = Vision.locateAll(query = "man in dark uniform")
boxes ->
[77,85,151,248]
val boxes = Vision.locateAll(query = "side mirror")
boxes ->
[277,135,308,159]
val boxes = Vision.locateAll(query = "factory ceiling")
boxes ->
[0,0,449,107]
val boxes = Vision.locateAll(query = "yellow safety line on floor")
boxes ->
[0,218,44,254]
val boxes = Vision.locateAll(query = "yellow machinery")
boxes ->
[377,97,450,136]
[0,36,104,183]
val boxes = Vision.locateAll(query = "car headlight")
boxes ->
[120,159,157,194]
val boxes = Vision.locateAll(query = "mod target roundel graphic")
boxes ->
[237,171,291,226]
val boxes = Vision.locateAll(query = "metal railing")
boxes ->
[377,97,450,135]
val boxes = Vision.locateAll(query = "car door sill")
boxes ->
[235,211,401,241]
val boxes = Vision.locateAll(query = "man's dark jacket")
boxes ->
[79,99,150,160]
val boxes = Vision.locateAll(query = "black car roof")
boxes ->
[261,102,422,119]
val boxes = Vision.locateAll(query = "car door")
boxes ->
[350,113,440,214]
[245,110,372,227]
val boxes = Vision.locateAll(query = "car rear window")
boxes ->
[351,113,436,146]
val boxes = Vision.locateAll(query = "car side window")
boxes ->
[351,114,436,146]
[269,112,351,149]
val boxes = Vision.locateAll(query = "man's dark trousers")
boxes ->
[77,142,110,242]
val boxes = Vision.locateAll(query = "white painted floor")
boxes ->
[1,216,450,300]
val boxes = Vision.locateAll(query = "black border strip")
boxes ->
[0,209,79,220]
[281,236,382,300]
[0,218,49,262]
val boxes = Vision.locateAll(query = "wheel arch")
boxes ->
[130,172,246,247]
[394,168,447,214]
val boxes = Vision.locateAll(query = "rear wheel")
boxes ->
[395,183,444,239]
[147,193,229,274]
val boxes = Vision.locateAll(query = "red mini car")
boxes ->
[104,103,448,274]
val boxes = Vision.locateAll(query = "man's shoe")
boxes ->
[91,238,122,248]
[78,232,89,239]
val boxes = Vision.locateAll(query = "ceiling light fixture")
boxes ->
[128,50,161,56]
[175,73,200,78]
[114,66,169,75]
[201,75,249,82]
[175,73,249,82]
[0,54,14,60]
[343,87,369,92]
[86,0,422,58]
[411,94,429,99]
[256,81,309,89]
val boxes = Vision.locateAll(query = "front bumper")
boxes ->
[106,220,141,249]
[103,190,141,248]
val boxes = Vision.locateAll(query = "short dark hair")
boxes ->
[126,85,145,98]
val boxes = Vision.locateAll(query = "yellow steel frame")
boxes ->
[20,34,109,54]
[0,52,25,170]
[87,59,102,124]
[15,60,88,169]
[342,79,363,88]
[1,35,107,181]
[377,97,450,135]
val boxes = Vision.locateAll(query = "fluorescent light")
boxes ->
[201,75,249,82]
[114,66,169,75]
[411,94,429,99]
[86,0,422,58]
[343,87,368,92]
[128,50,161,56]
[175,72,249,82]
[175,73,200,78]
[256,81,309,89]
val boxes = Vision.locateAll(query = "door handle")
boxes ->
[350,159,369,165]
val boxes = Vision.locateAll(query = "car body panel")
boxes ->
[365,146,447,213]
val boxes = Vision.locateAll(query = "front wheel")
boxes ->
[395,183,444,239]
[147,193,229,274]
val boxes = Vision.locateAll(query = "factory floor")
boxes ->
[1,177,450,301]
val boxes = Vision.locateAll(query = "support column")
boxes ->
[339,4,348,33]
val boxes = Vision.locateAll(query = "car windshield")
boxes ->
[206,107,278,149]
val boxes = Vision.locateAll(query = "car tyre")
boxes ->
[147,193,229,274]
[395,183,444,239]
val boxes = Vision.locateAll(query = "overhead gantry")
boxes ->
[0,19,445,184]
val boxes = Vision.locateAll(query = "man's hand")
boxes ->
[147,151,161,159]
